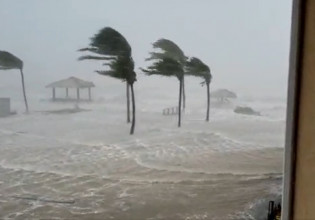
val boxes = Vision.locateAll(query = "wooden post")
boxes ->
[267,201,275,220]
[66,88,69,98]
[88,87,91,101]
[52,88,56,101]
[77,88,80,100]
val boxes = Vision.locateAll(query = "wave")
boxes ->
[243,195,282,220]
[136,173,282,185]
[0,160,282,187]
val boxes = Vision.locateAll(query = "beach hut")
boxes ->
[46,77,95,101]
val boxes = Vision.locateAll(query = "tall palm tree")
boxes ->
[142,57,184,127]
[0,51,29,112]
[78,27,137,134]
[186,57,212,121]
[78,27,132,124]
[147,39,188,109]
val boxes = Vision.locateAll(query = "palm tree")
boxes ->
[142,57,184,127]
[186,57,212,121]
[147,39,188,109]
[0,51,29,112]
[78,27,132,124]
[78,27,137,134]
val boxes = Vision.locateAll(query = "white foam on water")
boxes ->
[0,93,286,219]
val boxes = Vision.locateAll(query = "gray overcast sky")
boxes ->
[0,0,292,97]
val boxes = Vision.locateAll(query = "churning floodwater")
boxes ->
[0,83,286,219]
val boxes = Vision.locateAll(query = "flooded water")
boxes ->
[0,94,285,220]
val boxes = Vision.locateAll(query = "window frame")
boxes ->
[282,0,305,219]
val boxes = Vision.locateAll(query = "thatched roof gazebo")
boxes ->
[46,77,95,101]
[211,89,237,102]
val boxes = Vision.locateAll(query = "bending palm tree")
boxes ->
[147,39,188,109]
[186,57,212,121]
[0,51,29,112]
[78,27,132,124]
[78,27,137,134]
[142,57,184,127]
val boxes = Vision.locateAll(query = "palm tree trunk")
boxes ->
[126,82,131,123]
[182,76,186,109]
[19,69,29,113]
[178,78,183,127]
[206,82,210,121]
[129,83,136,135]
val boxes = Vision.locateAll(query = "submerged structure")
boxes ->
[46,77,95,102]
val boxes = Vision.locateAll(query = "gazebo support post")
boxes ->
[77,88,80,100]
[88,87,91,101]
[52,88,56,101]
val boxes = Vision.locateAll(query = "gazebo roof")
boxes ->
[211,89,237,98]
[46,77,95,89]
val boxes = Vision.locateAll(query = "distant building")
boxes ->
[46,77,95,102]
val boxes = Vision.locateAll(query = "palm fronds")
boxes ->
[186,57,212,83]
[0,51,23,70]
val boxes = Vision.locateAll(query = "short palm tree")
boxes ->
[186,57,212,121]
[142,57,184,127]
[0,51,29,112]
[78,27,137,134]
[147,39,188,109]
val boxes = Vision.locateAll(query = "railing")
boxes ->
[162,107,179,115]
[267,201,281,220]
